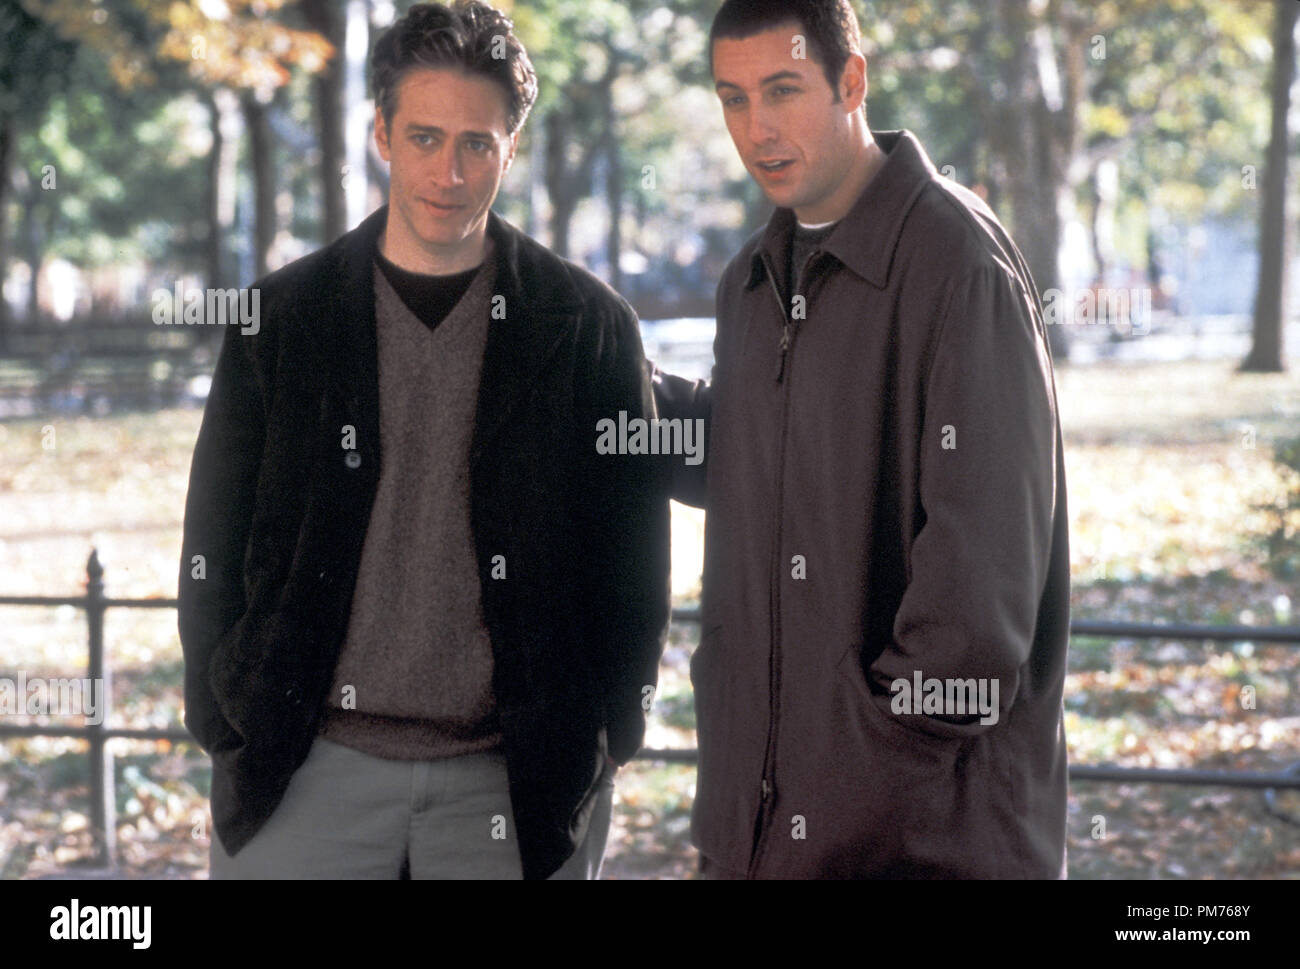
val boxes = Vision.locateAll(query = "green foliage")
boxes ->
[862,0,1274,273]
[15,52,210,270]
[1,0,1288,316]
[1081,0,1273,222]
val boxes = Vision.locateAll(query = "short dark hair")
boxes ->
[709,0,864,108]
[371,0,538,135]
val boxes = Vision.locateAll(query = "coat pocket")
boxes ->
[836,643,968,756]
[833,643,1013,877]
[209,610,311,750]
[207,613,253,742]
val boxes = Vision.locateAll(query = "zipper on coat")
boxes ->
[772,247,824,382]
[748,246,823,877]
[749,250,798,877]
[772,263,793,384]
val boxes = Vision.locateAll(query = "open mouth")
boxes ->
[756,159,794,172]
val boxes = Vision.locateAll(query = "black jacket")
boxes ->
[178,205,670,879]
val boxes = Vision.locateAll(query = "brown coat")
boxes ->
[656,130,1070,878]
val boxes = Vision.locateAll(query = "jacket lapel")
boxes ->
[324,206,387,472]
[319,205,579,474]
[470,211,580,468]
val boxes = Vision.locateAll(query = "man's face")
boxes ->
[712,24,862,222]
[375,67,518,265]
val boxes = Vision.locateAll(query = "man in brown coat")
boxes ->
[654,0,1071,878]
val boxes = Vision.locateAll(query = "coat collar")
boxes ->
[321,204,578,471]
[746,129,937,291]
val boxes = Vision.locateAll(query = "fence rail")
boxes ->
[3,549,1299,868]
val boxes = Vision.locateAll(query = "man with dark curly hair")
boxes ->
[179,0,669,880]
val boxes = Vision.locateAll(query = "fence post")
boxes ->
[85,548,116,869]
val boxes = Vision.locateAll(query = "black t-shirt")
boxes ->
[375,249,481,333]
[788,221,837,300]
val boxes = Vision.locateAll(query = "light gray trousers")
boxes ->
[209,735,615,879]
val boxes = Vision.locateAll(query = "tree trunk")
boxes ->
[542,59,620,261]
[241,93,276,281]
[204,89,224,291]
[605,100,623,291]
[991,0,1077,363]
[21,184,43,323]
[545,111,577,258]
[301,0,347,243]
[527,121,545,238]
[0,108,14,351]
[1241,0,1297,374]
[550,191,577,259]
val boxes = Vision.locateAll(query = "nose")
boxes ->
[430,142,464,188]
[746,102,779,149]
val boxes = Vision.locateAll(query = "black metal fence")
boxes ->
[2,548,1298,869]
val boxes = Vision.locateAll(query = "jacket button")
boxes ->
[760,778,771,800]
[344,451,361,469]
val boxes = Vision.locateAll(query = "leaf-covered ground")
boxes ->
[2,359,1299,879]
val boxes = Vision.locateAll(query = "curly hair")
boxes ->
[371,1,539,135]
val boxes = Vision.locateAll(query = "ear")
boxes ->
[374,104,392,162]
[504,128,521,171]
[840,51,868,114]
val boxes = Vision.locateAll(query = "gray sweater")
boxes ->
[318,245,502,759]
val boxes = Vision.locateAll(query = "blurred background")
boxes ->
[2,0,1299,879]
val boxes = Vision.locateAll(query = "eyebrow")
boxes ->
[715,70,806,92]
[403,123,497,140]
